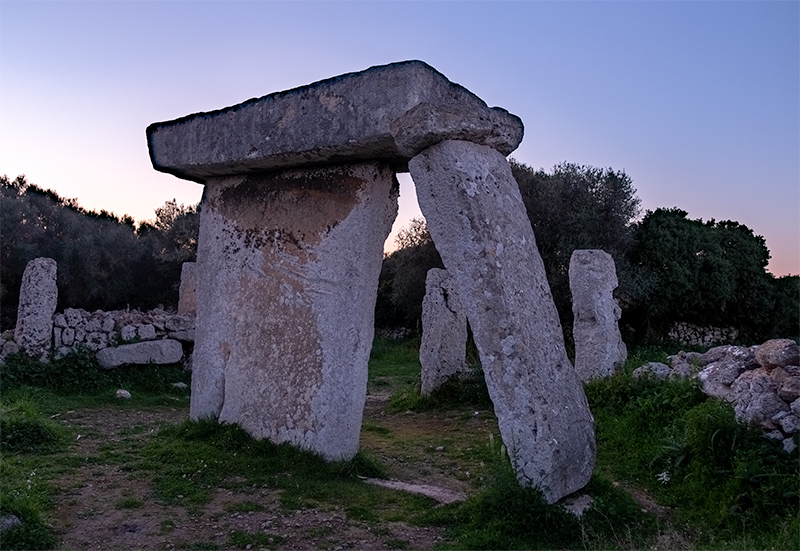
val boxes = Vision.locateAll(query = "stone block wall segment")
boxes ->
[409,139,596,504]
[569,249,627,381]
[191,162,398,461]
[147,61,523,181]
[14,257,58,361]
[178,262,198,315]
[96,339,184,368]
[419,268,468,396]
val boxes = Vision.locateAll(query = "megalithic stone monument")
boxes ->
[420,268,468,396]
[569,249,627,381]
[409,140,596,502]
[147,60,595,500]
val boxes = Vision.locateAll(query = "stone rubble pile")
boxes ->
[633,338,800,454]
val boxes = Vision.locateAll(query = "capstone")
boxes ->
[14,257,58,361]
[419,268,468,396]
[147,61,523,181]
[568,249,627,380]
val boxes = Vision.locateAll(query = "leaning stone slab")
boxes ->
[419,268,468,396]
[96,339,184,369]
[569,250,627,381]
[15,257,58,361]
[409,139,596,504]
[191,162,398,461]
[147,60,523,181]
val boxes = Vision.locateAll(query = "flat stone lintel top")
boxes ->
[147,60,523,182]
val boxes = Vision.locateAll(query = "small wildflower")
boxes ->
[656,471,670,484]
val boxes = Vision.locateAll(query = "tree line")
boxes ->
[0,175,198,329]
[378,161,798,345]
[2,167,797,344]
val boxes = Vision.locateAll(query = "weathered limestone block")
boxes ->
[137,324,156,340]
[97,339,183,368]
[147,60,523,181]
[419,268,468,396]
[15,257,58,361]
[409,139,595,503]
[569,250,627,381]
[120,325,137,341]
[731,368,789,429]
[633,362,672,381]
[177,262,197,315]
[755,339,800,371]
[191,162,398,461]
[64,308,83,328]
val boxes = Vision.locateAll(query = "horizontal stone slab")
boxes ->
[96,339,184,368]
[147,61,523,181]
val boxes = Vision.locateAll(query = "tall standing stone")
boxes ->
[177,262,197,315]
[191,162,397,460]
[569,250,627,381]
[409,139,596,503]
[14,257,58,361]
[420,268,468,396]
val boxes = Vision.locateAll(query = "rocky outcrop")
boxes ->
[634,339,800,453]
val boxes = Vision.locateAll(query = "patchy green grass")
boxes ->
[3,339,798,550]
[368,337,423,393]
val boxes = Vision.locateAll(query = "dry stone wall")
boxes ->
[0,306,194,367]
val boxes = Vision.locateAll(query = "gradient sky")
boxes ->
[1,0,797,275]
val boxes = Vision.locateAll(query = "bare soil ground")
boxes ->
[47,396,482,551]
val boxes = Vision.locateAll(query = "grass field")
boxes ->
[1,339,797,550]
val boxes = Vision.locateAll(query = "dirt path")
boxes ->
[49,401,460,550]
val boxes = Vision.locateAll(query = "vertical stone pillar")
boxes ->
[15,257,58,361]
[569,250,627,381]
[409,140,595,503]
[420,268,468,396]
[191,162,398,461]
[177,262,197,315]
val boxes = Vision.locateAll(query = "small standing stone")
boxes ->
[14,257,58,361]
[178,262,198,315]
[419,268,468,396]
[569,250,627,381]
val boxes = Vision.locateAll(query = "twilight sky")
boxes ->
[1,0,797,275]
